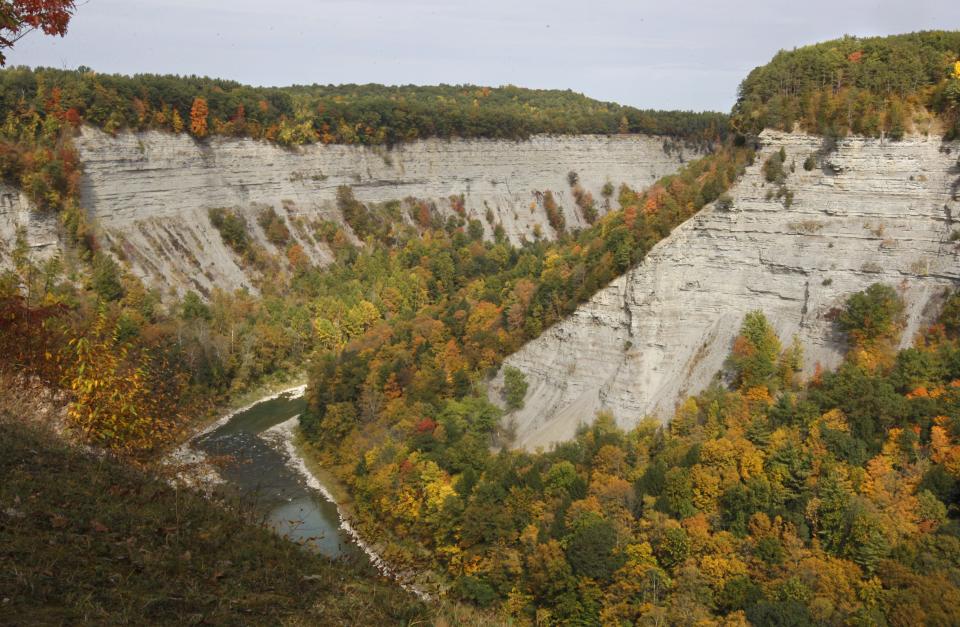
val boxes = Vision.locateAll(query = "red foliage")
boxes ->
[415,417,437,434]
[0,297,66,384]
[0,1,76,65]
[64,107,81,127]
[848,50,864,63]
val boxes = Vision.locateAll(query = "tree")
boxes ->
[729,311,782,390]
[503,365,528,410]
[565,516,623,580]
[171,108,184,133]
[91,252,123,302]
[181,290,211,321]
[0,0,75,65]
[838,283,904,344]
[190,97,209,138]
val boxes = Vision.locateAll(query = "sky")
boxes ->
[6,0,960,112]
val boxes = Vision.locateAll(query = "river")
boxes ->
[192,390,365,563]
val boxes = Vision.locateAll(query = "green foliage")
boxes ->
[257,206,291,247]
[503,366,529,410]
[0,66,729,146]
[838,283,904,343]
[656,527,691,569]
[729,311,783,390]
[763,149,787,184]
[90,252,123,302]
[940,290,960,336]
[732,31,960,137]
[208,207,250,256]
[564,517,623,580]
[180,290,211,321]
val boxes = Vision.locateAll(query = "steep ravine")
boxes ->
[62,128,695,296]
[493,130,960,450]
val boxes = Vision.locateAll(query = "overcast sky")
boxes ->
[6,0,959,112]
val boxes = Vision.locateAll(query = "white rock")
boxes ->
[0,183,59,265]
[493,131,960,450]
[69,128,697,297]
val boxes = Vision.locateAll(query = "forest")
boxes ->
[0,67,728,146]
[732,30,960,139]
[300,282,960,624]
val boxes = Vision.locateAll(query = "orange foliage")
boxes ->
[189,97,209,138]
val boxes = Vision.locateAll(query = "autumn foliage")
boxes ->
[298,281,960,623]
[0,297,191,457]
[0,0,75,65]
[189,97,209,138]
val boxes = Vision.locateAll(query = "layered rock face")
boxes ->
[493,131,960,451]
[71,128,694,295]
[0,184,59,264]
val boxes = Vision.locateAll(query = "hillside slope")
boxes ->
[494,131,960,449]
[0,414,427,625]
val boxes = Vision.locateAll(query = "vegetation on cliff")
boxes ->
[1,134,750,457]
[732,30,960,138]
[0,67,728,147]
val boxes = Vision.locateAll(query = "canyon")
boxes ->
[492,131,960,450]
[6,127,960,452]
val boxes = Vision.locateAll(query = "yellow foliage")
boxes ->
[953,60,960,80]
[64,312,184,455]
[171,108,184,133]
[931,422,960,477]
[744,385,772,404]
[819,408,849,432]
[690,464,722,511]
[699,553,748,587]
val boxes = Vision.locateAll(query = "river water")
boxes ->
[193,391,365,563]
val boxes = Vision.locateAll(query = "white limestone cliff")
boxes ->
[68,128,694,296]
[0,183,59,265]
[493,131,960,451]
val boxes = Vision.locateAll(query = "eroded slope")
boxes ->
[72,129,695,295]
[494,131,960,450]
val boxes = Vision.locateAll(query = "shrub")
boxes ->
[838,283,904,343]
[763,150,787,184]
[503,366,528,410]
[543,191,565,233]
[257,207,291,247]
[208,207,250,256]
[91,253,123,302]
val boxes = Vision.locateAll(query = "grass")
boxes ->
[0,414,429,626]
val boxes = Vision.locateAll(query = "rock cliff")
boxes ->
[65,128,694,295]
[0,183,59,264]
[493,131,960,450]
